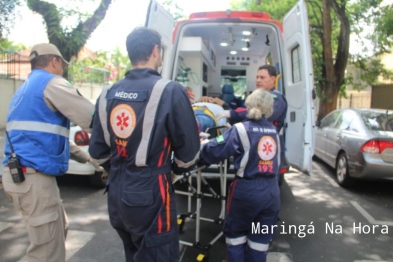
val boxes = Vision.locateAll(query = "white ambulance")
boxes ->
[145,0,316,176]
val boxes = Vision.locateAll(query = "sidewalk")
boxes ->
[0,128,5,189]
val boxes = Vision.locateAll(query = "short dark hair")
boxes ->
[258,65,277,77]
[30,54,60,70]
[126,27,162,66]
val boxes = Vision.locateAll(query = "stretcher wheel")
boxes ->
[177,218,185,233]
[196,253,208,262]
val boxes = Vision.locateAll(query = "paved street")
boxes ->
[1,130,393,261]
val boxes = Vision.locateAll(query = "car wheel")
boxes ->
[335,153,353,188]
[89,170,108,189]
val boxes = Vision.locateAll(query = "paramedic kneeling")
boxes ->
[200,88,280,262]
[89,27,200,262]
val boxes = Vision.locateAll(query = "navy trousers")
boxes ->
[224,177,280,262]
[107,166,179,262]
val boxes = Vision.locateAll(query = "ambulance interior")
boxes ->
[171,22,284,102]
[148,0,315,177]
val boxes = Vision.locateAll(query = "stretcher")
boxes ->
[175,102,230,262]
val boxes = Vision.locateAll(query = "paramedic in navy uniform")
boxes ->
[213,65,287,170]
[2,43,95,262]
[200,88,280,262]
[88,27,200,262]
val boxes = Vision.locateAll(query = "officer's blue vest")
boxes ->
[2,69,70,176]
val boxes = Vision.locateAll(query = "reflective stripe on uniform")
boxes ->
[136,78,171,166]
[98,85,112,147]
[276,134,281,168]
[234,123,250,178]
[247,239,269,251]
[6,121,69,138]
[226,235,247,246]
[174,152,200,169]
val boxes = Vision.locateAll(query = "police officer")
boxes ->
[200,88,280,262]
[88,27,200,262]
[2,43,95,262]
[69,140,103,172]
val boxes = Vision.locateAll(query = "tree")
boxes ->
[161,0,187,23]
[0,0,21,42]
[27,0,113,78]
[68,47,131,85]
[0,38,26,51]
[109,46,131,81]
[234,0,393,119]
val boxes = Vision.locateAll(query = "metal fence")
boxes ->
[0,49,30,79]
[337,92,371,109]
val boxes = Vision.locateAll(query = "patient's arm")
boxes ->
[197,96,214,103]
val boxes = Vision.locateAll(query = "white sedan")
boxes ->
[66,123,108,189]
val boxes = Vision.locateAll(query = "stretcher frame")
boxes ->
[176,127,229,262]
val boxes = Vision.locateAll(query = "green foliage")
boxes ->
[347,57,393,91]
[349,0,388,55]
[161,0,187,22]
[109,46,131,81]
[0,0,21,41]
[234,0,393,117]
[68,47,131,85]
[0,39,26,51]
[231,0,297,19]
[375,4,393,47]
[27,0,112,78]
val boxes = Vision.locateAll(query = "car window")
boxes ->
[387,119,393,131]
[335,115,344,129]
[349,116,363,132]
[360,111,393,131]
[320,111,340,128]
[335,110,355,130]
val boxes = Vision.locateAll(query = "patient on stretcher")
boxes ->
[193,102,228,139]
[170,101,229,184]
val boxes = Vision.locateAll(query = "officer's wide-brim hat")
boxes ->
[29,43,69,66]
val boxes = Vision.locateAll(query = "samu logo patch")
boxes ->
[257,136,277,161]
[110,104,136,139]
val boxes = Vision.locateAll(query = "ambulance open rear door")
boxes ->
[283,0,315,175]
[145,0,174,79]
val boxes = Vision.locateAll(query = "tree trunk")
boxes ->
[318,84,339,120]
[318,0,336,120]
[317,0,350,120]
[331,0,350,92]
[27,0,112,79]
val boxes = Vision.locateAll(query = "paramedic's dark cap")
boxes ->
[29,43,69,66]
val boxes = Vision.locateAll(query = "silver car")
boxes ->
[315,108,393,187]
